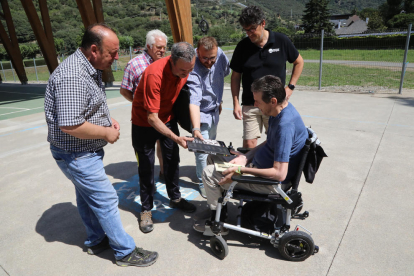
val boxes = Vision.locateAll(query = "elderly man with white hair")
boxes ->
[120,29,168,180]
[120,30,168,101]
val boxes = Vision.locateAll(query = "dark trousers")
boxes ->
[132,120,181,212]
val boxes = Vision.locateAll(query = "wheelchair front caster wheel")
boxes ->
[210,235,229,260]
[278,231,315,262]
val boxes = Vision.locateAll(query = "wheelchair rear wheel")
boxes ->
[210,235,229,260]
[278,231,315,262]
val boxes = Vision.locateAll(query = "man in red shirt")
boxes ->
[132,42,196,233]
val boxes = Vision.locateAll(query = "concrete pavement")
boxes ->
[1,84,414,275]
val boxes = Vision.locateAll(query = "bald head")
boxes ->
[80,23,119,70]
[81,23,117,51]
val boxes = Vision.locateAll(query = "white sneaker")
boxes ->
[193,220,229,236]
[199,183,207,198]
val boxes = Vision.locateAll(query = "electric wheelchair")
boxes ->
[207,127,326,261]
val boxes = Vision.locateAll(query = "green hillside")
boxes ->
[0,0,386,56]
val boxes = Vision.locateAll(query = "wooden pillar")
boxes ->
[76,0,97,28]
[165,0,193,45]
[76,0,114,84]
[38,0,55,55]
[92,0,104,23]
[21,0,58,74]
[0,0,28,84]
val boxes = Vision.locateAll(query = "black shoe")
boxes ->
[116,247,159,267]
[87,236,111,255]
[169,198,197,213]
[158,172,165,182]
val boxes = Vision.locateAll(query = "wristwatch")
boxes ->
[192,127,200,136]
[288,83,295,90]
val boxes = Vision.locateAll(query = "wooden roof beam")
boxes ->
[0,0,28,84]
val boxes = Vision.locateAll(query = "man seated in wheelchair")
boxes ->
[194,75,308,234]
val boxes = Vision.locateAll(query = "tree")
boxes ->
[54,38,65,54]
[404,0,414,13]
[379,0,404,24]
[387,13,414,28]
[208,26,236,45]
[273,27,295,36]
[301,0,334,34]
[119,36,134,49]
[359,8,387,31]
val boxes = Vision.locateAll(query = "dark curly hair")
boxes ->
[239,6,266,27]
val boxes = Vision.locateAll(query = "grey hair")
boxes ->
[171,42,195,64]
[251,75,286,104]
[145,29,168,50]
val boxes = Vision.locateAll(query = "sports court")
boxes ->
[1,83,414,275]
[0,83,123,120]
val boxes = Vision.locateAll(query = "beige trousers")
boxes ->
[202,155,289,210]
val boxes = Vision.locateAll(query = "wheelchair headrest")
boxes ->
[307,127,320,145]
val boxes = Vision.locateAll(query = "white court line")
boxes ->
[0,107,29,110]
[0,106,44,116]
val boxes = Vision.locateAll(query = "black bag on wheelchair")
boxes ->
[241,201,285,234]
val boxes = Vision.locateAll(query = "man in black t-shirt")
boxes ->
[230,6,304,149]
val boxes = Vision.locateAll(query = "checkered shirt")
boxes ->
[44,48,112,152]
[121,51,153,94]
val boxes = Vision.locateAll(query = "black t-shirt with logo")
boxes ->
[230,30,299,106]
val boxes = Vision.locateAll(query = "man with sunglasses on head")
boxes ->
[187,36,230,198]
[230,5,304,150]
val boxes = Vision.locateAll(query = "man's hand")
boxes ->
[175,136,194,149]
[285,86,293,101]
[193,130,204,140]
[219,166,238,185]
[111,118,120,130]
[219,103,223,115]
[105,127,120,144]
[233,103,242,120]
[229,151,248,166]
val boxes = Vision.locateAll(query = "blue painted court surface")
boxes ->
[114,174,200,221]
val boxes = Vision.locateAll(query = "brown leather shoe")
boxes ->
[139,211,154,233]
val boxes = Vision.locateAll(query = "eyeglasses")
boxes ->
[200,56,216,62]
[154,45,166,51]
[242,21,263,33]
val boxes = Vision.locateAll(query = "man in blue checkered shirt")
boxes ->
[44,23,158,267]
[187,37,231,198]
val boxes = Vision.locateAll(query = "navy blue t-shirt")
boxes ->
[252,103,307,184]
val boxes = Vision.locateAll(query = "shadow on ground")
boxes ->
[35,202,115,263]
[0,84,46,105]
[387,96,414,107]
[105,161,286,260]
[105,162,200,221]
[167,200,286,261]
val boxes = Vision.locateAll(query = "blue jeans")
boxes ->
[50,144,135,260]
[195,123,218,183]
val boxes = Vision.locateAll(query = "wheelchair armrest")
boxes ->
[236,147,252,154]
[231,174,282,186]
